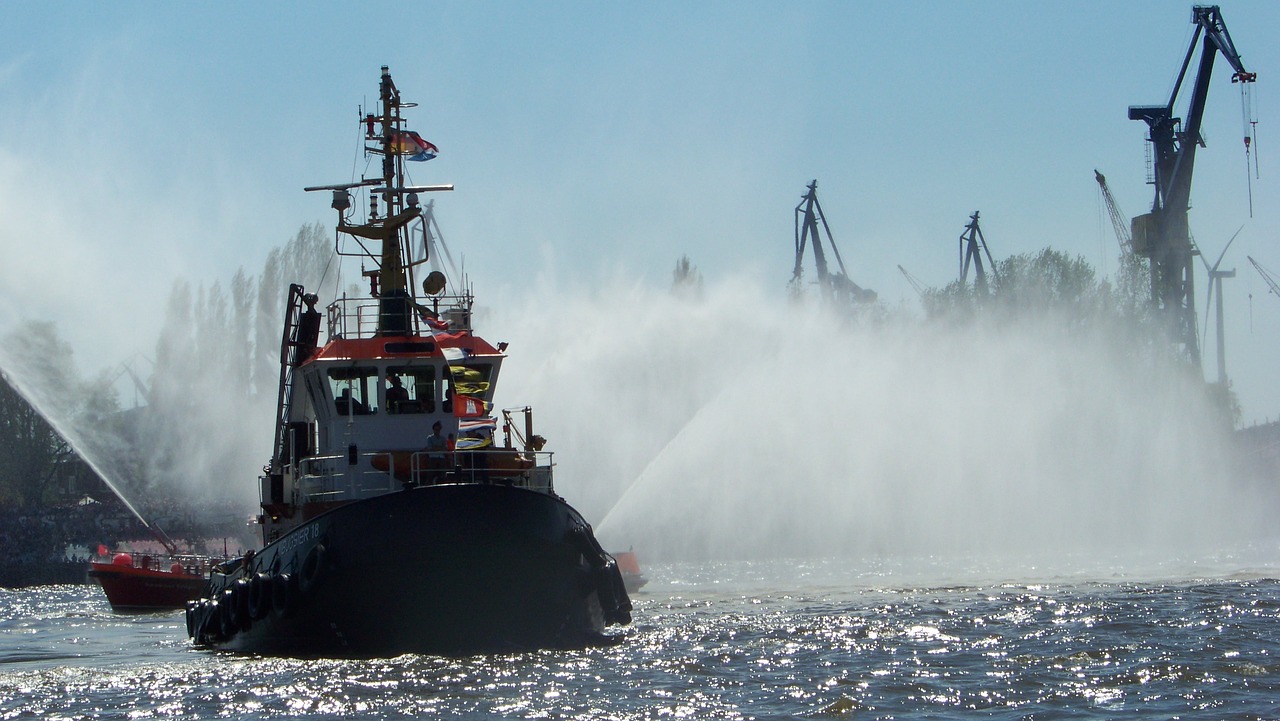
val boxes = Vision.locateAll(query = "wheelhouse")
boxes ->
[259,290,551,545]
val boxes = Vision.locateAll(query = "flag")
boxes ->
[452,394,490,418]
[388,130,439,161]
[450,366,490,395]
[442,347,470,362]
[453,381,490,395]
[457,417,496,449]
[416,307,451,332]
[455,435,492,450]
[459,417,497,433]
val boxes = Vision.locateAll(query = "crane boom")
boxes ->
[897,265,926,298]
[1248,256,1280,298]
[1094,170,1133,255]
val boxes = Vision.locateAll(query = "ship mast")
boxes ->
[306,66,452,336]
[377,69,409,303]
[369,66,416,336]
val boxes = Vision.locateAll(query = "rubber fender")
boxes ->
[593,565,617,613]
[298,544,328,594]
[606,562,633,625]
[193,602,211,644]
[232,578,253,631]
[218,592,236,639]
[567,526,608,569]
[247,572,273,621]
[575,564,596,597]
[199,601,219,644]
[272,572,298,617]
[594,562,632,626]
[185,600,197,638]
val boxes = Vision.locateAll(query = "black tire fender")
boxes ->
[218,592,236,638]
[273,572,298,617]
[247,572,273,621]
[298,544,328,594]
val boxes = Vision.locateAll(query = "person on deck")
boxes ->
[385,375,409,413]
[425,421,448,483]
[335,388,367,416]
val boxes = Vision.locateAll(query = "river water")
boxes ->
[2,556,1278,720]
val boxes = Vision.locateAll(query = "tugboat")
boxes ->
[184,67,631,656]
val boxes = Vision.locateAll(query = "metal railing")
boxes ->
[290,448,555,505]
[326,298,380,340]
[326,293,474,340]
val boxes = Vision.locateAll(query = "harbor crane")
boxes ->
[1127,4,1255,369]
[790,180,876,306]
[958,211,998,294]
[1248,256,1280,299]
[1094,170,1133,255]
[897,265,927,298]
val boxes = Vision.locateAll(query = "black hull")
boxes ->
[186,484,630,657]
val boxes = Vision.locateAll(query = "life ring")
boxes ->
[247,573,273,621]
[298,544,328,594]
[273,572,298,617]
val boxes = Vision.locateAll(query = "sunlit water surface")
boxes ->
[2,557,1279,720]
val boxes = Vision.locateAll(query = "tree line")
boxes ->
[0,223,338,512]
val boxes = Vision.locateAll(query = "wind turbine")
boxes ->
[1199,225,1244,386]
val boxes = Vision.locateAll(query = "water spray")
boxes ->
[0,364,178,555]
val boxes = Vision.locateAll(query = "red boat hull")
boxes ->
[88,562,207,611]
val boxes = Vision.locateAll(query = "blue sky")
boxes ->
[2,1,1280,423]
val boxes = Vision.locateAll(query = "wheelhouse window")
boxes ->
[385,366,436,414]
[329,367,377,416]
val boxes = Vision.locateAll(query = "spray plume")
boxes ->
[0,342,177,552]
[488,273,1276,575]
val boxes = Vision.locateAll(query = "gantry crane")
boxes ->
[1127,4,1256,368]
[790,180,876,306]
[958,211,998,294]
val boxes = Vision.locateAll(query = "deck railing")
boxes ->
[290,448,554,505]
[326,293,474,340]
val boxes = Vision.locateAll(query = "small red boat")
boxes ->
[87,552,215,611]
[615,551,647,593]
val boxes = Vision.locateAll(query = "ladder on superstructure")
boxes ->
[271,284,310,472]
